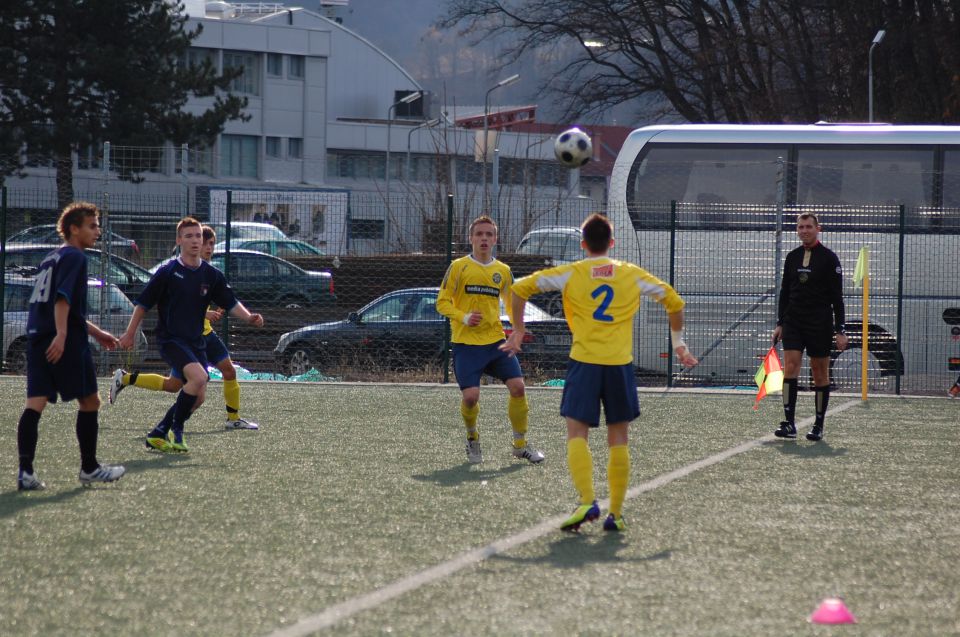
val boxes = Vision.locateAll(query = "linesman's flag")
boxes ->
[754,347,784,409]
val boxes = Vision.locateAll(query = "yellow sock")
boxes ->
[125,372,165,392]
[223,379,241,421]
[460,401,479,440]
[507,395,529,448]
[566,437,595,505]
[607,445,630,518]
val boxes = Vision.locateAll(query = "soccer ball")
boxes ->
[554,127,593,168]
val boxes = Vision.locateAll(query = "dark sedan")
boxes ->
[274,287,571,377]
[209,250,335,311]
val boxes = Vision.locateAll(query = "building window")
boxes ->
[350,218,385,240]
[288,138,303,159]
[220,134,259,178]
[265,137,281,158]
[267,53,283,77]
[223,50,261,96]
[183,47,217,70]
[288,55,305,79]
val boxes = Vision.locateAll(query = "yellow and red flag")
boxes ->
[754,347,784,409]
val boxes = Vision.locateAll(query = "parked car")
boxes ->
[8,224,140,260]
[3,244,152,300]
[274,287,571,377]
[209,250,335,311]
[3,273,148,374]
[516,226,584,316]
[214,238,325,258]
[209,221,289,242]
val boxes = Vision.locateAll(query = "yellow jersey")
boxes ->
[436,255,514,345]
[511,257,685,365]
[202,314,213,337]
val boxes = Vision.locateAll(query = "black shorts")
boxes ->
[26,334,98,402]
[781,321,834,358]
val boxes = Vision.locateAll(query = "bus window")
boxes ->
[940,150,960,209]
[796,147,933,208]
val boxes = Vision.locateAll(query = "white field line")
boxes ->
[267,399,862,637]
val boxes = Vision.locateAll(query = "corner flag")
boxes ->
[853,246,869,289]
[754,347,784,409]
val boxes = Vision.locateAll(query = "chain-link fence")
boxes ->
[3,152,959,395]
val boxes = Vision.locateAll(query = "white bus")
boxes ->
[607,124,960,392]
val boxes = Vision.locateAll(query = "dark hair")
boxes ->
[580,213,612,253]
[202,225,216,242]
[469,215,498,235]
[57,201,99,240]
[797,212,820,226]
[176,216,202,236]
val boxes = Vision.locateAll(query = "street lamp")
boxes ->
[407,117,441,182]
[386,91,423,204]
[481,74,520,213]
[868,29,885,122]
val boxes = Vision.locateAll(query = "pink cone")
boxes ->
[809,598,857,624]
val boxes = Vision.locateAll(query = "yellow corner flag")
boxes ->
[853,246,869,289]
[754,347,784,410]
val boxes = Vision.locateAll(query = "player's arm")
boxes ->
[500,271,553,355]
[435,265,475,325]
[668,310,698,368]
[227,300,264,327]
[773,254,791,345]
[633,267,697,367]
[829,252,849,351]
[45,297,70,363]
[119,304,148,350]
[87,320,119,351]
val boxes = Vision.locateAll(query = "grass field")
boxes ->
[1,377,958,636]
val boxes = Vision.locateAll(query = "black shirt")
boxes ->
[777,241,845,333]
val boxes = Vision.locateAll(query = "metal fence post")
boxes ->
[223,190,233,338]
[442,193,453,384]
[667,200,677,388]
[895,204,905,395]
[0,186,6,373]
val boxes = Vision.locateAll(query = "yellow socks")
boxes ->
[507,395,529,449]
[125,372,165,392]
[223,379,241,421]
[566,437,595,505]
[607,445,630,518]
[460,401,479,440]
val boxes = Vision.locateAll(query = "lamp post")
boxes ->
[481,74,520,214]
[868,29,885,122]
[407,118,441,182]
[386,91,422,205]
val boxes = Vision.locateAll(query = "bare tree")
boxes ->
[439,0,960,123]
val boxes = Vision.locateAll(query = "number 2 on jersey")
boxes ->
[591,284,614,322]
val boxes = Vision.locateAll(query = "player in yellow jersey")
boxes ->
[109,225,259,439]
[502,213,698,532]
[436,215,545,465]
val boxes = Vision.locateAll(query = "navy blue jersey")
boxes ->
[137,257,238,348]
[27,245,88,341]
[777,242,845,333]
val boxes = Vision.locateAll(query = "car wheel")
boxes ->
[285,345,315,376]
[6,338,28,374]
[830,347,894,392]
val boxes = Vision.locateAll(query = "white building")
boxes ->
[9,1,596,253]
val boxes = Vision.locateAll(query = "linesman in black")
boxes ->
[772,213,848,441]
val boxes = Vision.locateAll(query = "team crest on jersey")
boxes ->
[591,264,614,279]
[492,272,502,284]
[200,283,210,297]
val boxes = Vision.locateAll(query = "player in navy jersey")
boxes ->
[15,202,126,490]
[772,213,848,442]
[118,217,264,453]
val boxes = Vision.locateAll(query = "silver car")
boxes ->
[3,273,147,374]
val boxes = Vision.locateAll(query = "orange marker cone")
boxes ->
[809,597,857,624]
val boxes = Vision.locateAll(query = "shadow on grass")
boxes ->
[492,532,673,569]
[763,439,848,458]
[411,463,526,486]
[0,487,87,518]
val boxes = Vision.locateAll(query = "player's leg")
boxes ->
[18,339,55,489]
[950,374,960,398]
[559,361,602,531]
[775,324,803,438]
[75,391,125,485]
[493,344,543,463]
[600,363,639,532]
[147,342,203,452]
[807,353,832,441]
[109,367,177,405]
[453,344,484,463]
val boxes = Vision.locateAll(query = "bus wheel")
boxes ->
[829,347,894,393]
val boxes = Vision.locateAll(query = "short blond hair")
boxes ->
[57,202,99,241]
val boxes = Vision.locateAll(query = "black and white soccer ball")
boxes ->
[554,127,593,168]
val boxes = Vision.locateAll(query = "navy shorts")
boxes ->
[781,321,834,358]
[161,339,209,382]
[452,341,523,390]
[204,332,230,366]
[560,360,640,427]
[26,334,98,402]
